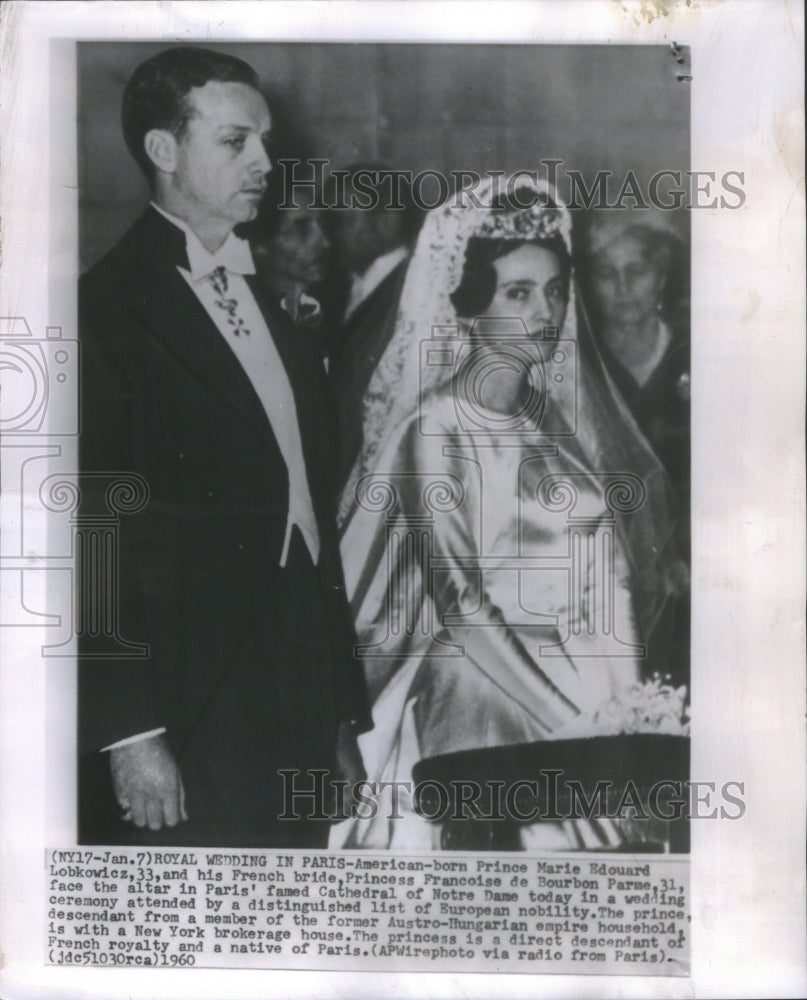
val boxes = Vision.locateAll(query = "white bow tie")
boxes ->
[149,202,257,282]
[187,232,256,283]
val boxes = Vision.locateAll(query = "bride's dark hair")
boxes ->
[450,233,571,318]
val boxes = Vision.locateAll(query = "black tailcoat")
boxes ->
[78,207,370,846]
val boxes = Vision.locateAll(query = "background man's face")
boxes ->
[253,201,332,287]
[173,80,272,230]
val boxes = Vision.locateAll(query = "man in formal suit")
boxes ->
[327,164,422,490]
[78,46,369,848]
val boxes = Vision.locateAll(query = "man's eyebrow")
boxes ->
[214,123,269,133]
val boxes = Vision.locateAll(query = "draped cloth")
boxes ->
[331,177,680,849]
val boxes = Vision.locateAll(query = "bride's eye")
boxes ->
[505,286,529,302]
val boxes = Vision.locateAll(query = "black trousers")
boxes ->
[79,529,339,849]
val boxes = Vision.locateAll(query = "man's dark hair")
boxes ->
[450,234,571,318]
[121,46,261,182]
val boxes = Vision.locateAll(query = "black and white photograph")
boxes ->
[75,39,692,855]
[0,1,804,998]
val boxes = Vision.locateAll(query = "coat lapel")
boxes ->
[245,273,321,471]
[119,209,280,451]
[246,274,338,513]
[244,275,301,390]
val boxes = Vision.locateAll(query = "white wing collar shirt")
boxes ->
[152,202,320,570]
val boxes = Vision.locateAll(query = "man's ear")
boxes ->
[143,129,178,176]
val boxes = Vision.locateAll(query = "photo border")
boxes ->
[0,2,804,997]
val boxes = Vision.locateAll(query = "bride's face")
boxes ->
[487,244,568,336]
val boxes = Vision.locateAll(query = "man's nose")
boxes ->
[249,137,272,177]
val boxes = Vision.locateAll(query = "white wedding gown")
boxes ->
[330,389,642,850]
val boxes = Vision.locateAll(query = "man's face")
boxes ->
[254,205,332,286]
[172,81,272,230]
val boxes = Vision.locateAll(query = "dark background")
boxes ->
[78,42,689,271]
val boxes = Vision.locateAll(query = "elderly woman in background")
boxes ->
[582,210,690,688]
[581,210,690,500]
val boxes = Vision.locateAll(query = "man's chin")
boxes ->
[238,205,260,224]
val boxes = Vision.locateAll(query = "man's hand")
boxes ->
[334,720,367,788]
[110,734,187,831]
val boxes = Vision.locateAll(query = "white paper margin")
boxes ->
[0,1,804,997]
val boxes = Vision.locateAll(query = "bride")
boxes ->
[331,177,679,850]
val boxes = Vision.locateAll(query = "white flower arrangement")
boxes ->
[555,674,690,739]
